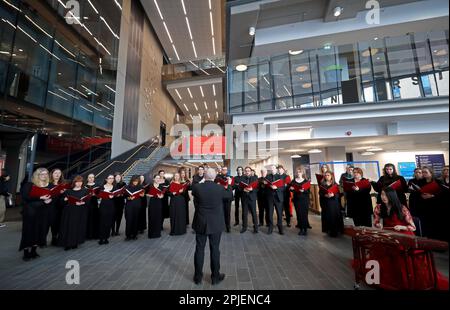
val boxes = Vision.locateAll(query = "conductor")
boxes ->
[192,168,232,285]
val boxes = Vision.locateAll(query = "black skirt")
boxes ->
[98,198,115,240]
[148,197,163,238]
[125,198,141,238]
[170,195,187,236]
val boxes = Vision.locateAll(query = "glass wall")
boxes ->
[228,31,449,114]
[0,0,122,176]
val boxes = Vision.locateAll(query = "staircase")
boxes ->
[123,146,170,183]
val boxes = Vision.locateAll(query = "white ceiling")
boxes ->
[140,0,223,63]
[275,133,450,154]
[166,78,224,123]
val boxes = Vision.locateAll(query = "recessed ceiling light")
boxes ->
[296,65,309,73]
[333,6,343,17]
[367,147,383,152]
[236,64,248,72]
[308,148,322,154]
[249,27,255,36]
[291,155,302,159]
[289,50,304,55]
[374,37,379,41]
[324,43,333,50]
[361,151,375,156]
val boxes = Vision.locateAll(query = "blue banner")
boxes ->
[398,162,417,181]
[415,154,446,177]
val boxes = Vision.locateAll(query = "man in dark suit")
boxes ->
[241,167,259,234]
[192,168,232,285]
[266,165,285,235]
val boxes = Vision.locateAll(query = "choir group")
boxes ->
[18,162,449,261]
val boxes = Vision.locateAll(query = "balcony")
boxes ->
[227,30,449,114]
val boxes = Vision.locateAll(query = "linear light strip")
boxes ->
[58,88,79,99]
[114,0,122,10]
[25,15,52,38]
[104,85,116,93]
[48,90,68,101]
[163,21,173,43]
[87,0,99,14]
[100,16,119,39]
[154,0,164,20]
[54,40,76,58]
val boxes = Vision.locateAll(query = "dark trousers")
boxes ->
[194,233,222,280]
[257,196,266,226]
[267,194,283,231]
[223,200,231,230]
[234,193,243,224]
[242,197,258,229]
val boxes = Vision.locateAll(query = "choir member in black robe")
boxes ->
[112,173,126,236]
[148,176,165,239]
[215,167,233,233]
[124,175,144,241]
[180,168,191,225]
[241,167,259,234]
[290,166,311,236]
[19,168,53,260]
[59,176,88,251]
[418,166,442,239]
[98,175,116,245]
[407,168,423,218]
[319,171,343,237]
[233,167,245,227]
[138,175,148,234]
[344,168,373,227]
[159,170,171,225]
[168,173,187,236]
[85,174,100,240]
[373,163,408,206]
[48,169,67,246]
[257,168,269,228]
[437,166,449,242]
[279,166,292,228]
[265,165,284,235]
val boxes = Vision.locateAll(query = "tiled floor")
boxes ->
[0,204,448,290]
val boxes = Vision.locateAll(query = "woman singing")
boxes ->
[319,171,343,237]
[147,175,165,239]
[290,166,310,236]
[98,175,116,245]
[85,174,100,240]
[124,175,144,241]
[407,168,423,218]
[19,168,53,261]
[344,168,373,227]
[60,176,88,251]
[168,173,187,236]
[373,164,408,206]
[112,173,126,236]
[48,169,67,246]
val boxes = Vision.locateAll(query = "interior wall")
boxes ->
[112,0,178,158]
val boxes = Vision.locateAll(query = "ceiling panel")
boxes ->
[167,79,224,123]
[141,0,223,63]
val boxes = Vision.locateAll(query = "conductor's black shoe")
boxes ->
[212,274,225,285]
[23,249,32,261]
[30,247,40,259]
[240,228,247,234]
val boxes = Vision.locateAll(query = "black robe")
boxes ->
[124,185,143,238]
[19,183,52,250]
[408,178,423,218]
[169,187,187,236]
[437,179,449,242]
[98,185,116,240]
[138,183,148,232]
[373,175,408,206]
[319,183,344,237]
[85,184,100,240]
[345,178,373,227]
[290,179,311,230]
[418,179,442,240]
[148,184,164,239]
[113,182,126,234]
[161,179,170,219]
[48,184,65,241]
[181,181,191,225]
[59,188,88,248]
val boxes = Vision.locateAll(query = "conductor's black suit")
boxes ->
[192,181,233,283]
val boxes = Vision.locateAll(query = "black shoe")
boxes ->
[268,227,273,235]
[30,246,40,259]
[308,225,312,229]
[303,229,308,236]
[253,228,258,234]
[98,240,104,245]
[212,274,225,285]
[193,276,202,285]
[133,236,138,240]
[51,237,58,246]
[64,247,71,251]
[279,230,284,235]
[240,228,247,234]
[286,223,291,228]
[226,227,231,233]
[23,249,32,261]
[105,239,109,244]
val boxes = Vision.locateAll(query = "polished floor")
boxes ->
[0,204,448,290]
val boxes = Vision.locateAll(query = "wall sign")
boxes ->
[415,154,446,177]
[398,162,417,181]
